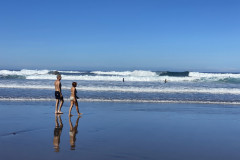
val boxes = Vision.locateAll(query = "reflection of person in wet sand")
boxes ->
[69,116,81,150]
[55,74,64,114]
[53,114,63,152]
[69,82,82,116]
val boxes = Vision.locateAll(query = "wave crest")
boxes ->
[0,69,49,76]
[1,69,240,83]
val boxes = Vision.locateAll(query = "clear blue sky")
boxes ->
[0,0,240,71]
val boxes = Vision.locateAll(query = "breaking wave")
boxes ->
[0,69,49,75]
[0,69,240,83]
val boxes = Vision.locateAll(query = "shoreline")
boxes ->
[1,98,240,105]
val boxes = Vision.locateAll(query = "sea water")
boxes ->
[0,69,240,104]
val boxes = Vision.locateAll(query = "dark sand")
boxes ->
[1,101,240,160]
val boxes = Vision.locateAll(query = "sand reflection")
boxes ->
[69,116,81,150]
[53,114,63,152]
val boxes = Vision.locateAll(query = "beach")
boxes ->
[1,101,240,160]
[1,0,240,159]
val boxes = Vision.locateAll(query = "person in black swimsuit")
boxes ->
[55,74,64,114]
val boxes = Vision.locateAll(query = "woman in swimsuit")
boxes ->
[69,82,82,116]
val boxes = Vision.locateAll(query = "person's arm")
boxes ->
[75,88,79,99]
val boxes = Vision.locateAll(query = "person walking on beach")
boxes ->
[55,74,64,114]
[69,82,82,116]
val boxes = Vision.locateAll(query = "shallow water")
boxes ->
[1,102,240,160]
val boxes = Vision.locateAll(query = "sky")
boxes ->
[0,0,240,71]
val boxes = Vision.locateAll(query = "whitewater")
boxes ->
[0,69,240,104]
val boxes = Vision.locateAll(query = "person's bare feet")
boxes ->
[58,111,63,114]
[78,113,83,116]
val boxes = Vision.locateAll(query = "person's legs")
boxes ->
[55,114,59,126]
[58,115,63,127]
[75,116,80,127]
[69,101,74,116]
[55,99,59,113]
[58,99,64,113]
[75,101,82,115]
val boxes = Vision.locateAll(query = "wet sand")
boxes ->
[1,101,240,160]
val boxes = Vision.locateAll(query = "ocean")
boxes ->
[0,69,240,104]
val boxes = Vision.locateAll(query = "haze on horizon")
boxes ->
[0,0,240,72]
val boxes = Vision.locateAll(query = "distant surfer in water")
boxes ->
[123,78,125,82]
[164,79,167,83]
[55,74,64,114]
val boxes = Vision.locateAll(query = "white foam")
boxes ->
[77,86,240,95]
[91,70,157,77]
[91,71,132,76]
[190,72,240,78]
[0,84,54,89]
[25,74,192,82]
[24,71,240,82]
[1,69,240,83]
[26,75,56,80]
[59,71,83,73]
[0,98,54,101]
[1,84,240,95]
[0,97,239,105]
[0,69,49,76]
[189,72,240,80]
[130,70,157,77]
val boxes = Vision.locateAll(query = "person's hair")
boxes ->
[57,74,61,79]
[72,82,77,87]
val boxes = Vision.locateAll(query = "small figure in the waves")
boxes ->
[69,82,82,116]
[164,79,167,83]
[123,78,125,82]
[55,74,64,114]
[53,114,63,152]
[69,116,81,150]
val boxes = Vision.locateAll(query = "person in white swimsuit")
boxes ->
[69,82,82,116]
